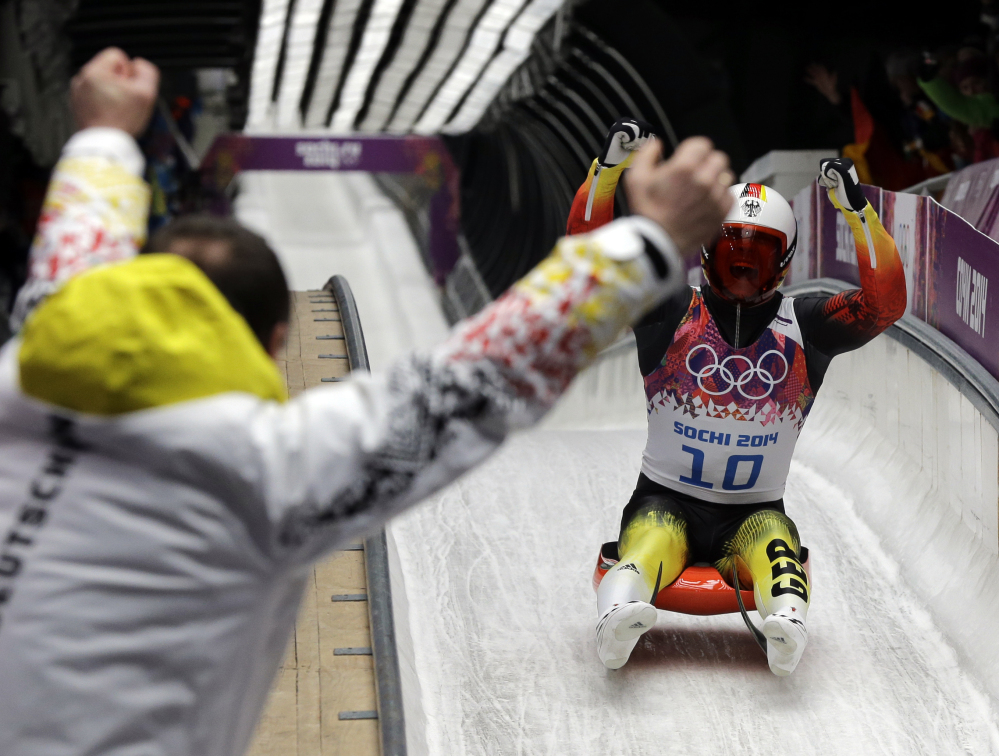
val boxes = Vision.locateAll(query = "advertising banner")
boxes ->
[925,205,999,378]
[787,183,817,286]
[200,134,461,284]
[880,189,931,319]
[939,159,999,230]
[793,181,999,381]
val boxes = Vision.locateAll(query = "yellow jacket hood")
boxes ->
[18,254,286,415]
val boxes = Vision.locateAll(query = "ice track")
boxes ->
[239,171,999,756]
[390,431,999,755]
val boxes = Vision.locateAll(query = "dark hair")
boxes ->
[145,215,290,348]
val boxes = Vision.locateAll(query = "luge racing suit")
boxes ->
[570,150,906,615]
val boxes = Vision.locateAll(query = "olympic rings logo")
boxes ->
[685,345,789,400]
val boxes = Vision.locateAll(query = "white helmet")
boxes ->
[701,183,798,305]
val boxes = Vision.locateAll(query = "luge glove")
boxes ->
[599,118,655,168]
[818,157,867,212]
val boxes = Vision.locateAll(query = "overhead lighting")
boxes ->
[412,0,526,134]
[247,0,292,129]
[303,0,368,128]
[355,0,454,132]
[329,0,409,132]
[384,0,493,133]
[275,0,326,128]
[441,0,562,134]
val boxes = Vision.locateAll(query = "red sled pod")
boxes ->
[591,541,811,616]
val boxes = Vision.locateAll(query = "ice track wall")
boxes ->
[787,280,999,552]
[785,279,999,704]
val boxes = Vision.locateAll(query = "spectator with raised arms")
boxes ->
[0,49,736,755]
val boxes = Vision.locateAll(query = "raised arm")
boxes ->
[566,118,653,236]
[263,139,737,562]
[566,118,696,335]
[10,48,157,330]
[797,158,907,356]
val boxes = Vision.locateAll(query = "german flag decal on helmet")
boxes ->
[702,181,798,305]
[740,184,768,202]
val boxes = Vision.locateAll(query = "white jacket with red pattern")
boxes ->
[0,128,686,756]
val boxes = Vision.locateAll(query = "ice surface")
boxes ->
[234,171,449,369]
[390,430,999,755]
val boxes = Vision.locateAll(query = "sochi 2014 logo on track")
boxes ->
[685,344,789,399]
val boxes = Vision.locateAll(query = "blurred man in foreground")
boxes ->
[0,49,734,755]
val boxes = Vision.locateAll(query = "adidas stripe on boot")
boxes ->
[595,600,658,670]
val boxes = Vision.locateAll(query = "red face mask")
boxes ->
[703,223,788,305]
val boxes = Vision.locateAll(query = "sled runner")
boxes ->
[591,541,811,618]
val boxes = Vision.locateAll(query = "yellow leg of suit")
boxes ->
[716,510,810,619]
[597,507,688,616]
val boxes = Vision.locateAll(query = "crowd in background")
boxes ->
[0,92,199,332]
[803,2,999,190]
[142,94,202,234]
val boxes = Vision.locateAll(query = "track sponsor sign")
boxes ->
[200,134,461,284]
[792,182,999,381]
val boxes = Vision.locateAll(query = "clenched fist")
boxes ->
[817,157,866,212]
[71,47,160,136]
[624,137,735,256]
[599,118,655,167]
